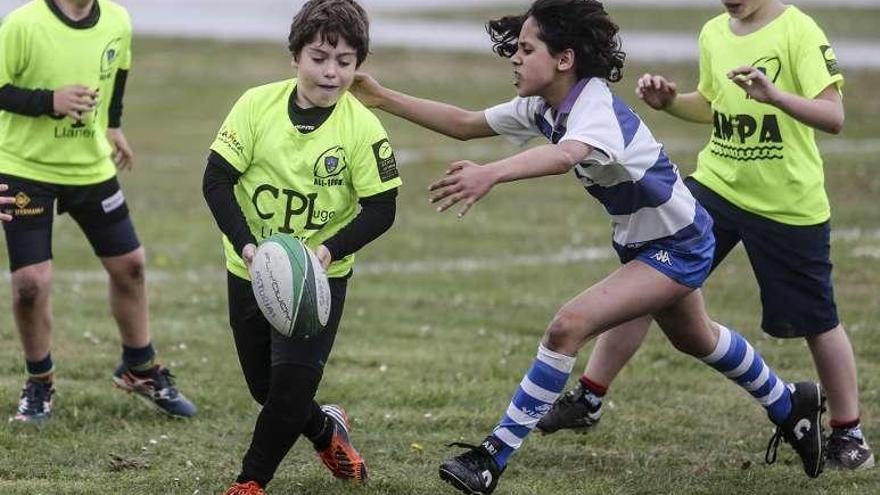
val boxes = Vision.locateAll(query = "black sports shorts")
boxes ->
[0,174,141,271]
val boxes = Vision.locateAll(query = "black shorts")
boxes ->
[686,177,839,338]
[0,174,141,271]
[227,271,348,373]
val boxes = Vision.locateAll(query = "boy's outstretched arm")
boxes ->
[429,140,590,217]
[351,73,496,141]
[729,66,844,134]
[636,73,713,124]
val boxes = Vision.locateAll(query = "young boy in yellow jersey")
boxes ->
[539,0,873,471]
[202,1,401,493]
[0,0,196,421]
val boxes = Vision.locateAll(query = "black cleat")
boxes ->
[439,441,504,495]
[11,379,54,423]
[765,382,826,478]
[535,382,602,434]
[826,430,874,471]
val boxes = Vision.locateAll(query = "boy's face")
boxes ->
[509,16,561,98]
[293,34,358,108]
[721,0,772,20]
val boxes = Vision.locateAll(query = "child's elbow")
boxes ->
[827,115,844,135]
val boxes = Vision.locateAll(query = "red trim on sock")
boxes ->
[579,375,608,397]
[830,417,860,430]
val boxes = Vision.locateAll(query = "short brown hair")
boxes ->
[288,0,370,66]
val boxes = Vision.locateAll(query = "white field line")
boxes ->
[5,228,879,283]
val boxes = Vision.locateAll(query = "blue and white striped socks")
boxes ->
[486,344,575,468]
[700,325,792,425]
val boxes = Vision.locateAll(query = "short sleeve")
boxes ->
[209,92,256,173]
[484,96,543,146]
[348,111,402,198]
[556,81,625,164]
[696,27,716,102]
[0,16,26,87]
[119,21,132,71]
[793,17,844,98]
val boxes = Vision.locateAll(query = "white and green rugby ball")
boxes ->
[250,234,331,339]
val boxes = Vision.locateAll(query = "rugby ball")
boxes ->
[250,234,332,339]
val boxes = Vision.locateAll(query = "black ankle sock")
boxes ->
[122,343,156,373]
[26,353,54,381]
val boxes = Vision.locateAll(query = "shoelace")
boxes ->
[20,381,51,413]
[765,425,784,465]
[148,368,179,399]
[827,433,864,456]
[446,442,492,469]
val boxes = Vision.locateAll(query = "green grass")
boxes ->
[387,4,880,40]
[0,37,878,494]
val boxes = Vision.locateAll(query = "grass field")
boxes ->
[0,36,878,494]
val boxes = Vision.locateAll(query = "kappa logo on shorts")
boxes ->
[651,249,673,266]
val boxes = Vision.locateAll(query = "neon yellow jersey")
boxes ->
[210,79,402,280]
[0,0,131,185]
[693,6,843,225]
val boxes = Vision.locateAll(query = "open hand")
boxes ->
[428,160,495,217]
[728,66,779,104]
[350,72,385,108]
[635,73,677,110]
[107,128,135,171]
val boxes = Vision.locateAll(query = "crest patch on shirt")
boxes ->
[372,138,399,182]
[313,146,348,182]
[100,37,123,80]
[820,45,840,76]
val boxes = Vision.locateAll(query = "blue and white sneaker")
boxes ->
[112,364,197,418]
[11,379,55,423]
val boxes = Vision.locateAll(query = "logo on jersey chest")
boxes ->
[100,37,123,80]
[313,146,348,187]
[251,184,336,237]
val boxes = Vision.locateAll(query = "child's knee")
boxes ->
[544,310,587,352]
[12,265,51,308]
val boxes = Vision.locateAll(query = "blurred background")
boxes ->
[0,1,878,494]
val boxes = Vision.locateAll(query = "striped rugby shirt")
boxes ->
[485,78,712,252]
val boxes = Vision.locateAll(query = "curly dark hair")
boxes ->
[486,0,625,82]
[288,0,370,66]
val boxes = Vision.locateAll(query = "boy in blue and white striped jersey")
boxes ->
[351,0,826,492]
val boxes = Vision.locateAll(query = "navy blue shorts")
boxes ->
[616,227,715,289]
[686,177,839,338]
[0,174,141,271]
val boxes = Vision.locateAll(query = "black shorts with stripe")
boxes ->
[0,174,140,271]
